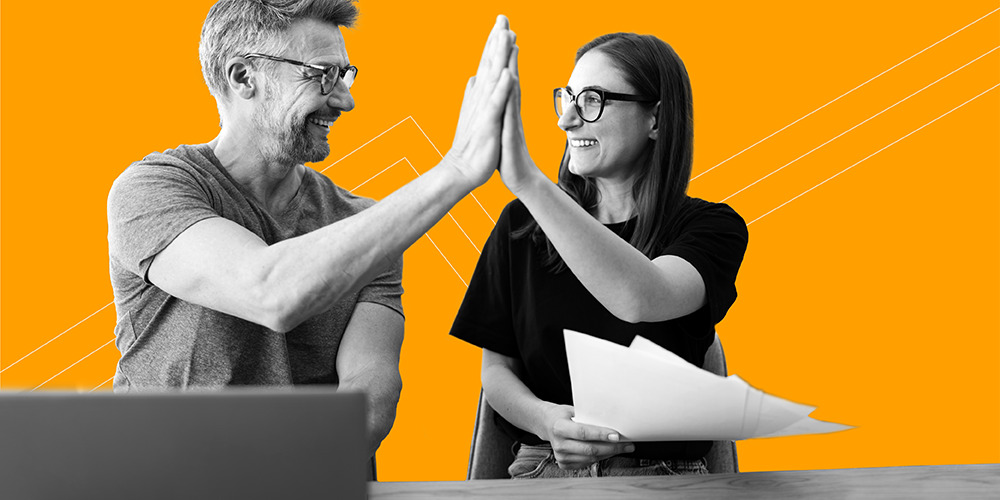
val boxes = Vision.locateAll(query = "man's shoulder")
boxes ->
[115,144,216,184]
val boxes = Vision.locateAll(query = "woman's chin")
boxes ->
[568,161,591,178]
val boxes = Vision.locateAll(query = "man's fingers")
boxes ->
[485,33,514,83]
[507,44,519,79]
[489,68,515,111]
[476,16,508,76]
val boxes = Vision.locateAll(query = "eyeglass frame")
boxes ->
[553,87,655,123]
[243,53,358,95]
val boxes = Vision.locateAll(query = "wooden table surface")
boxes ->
[369,464,1000,499]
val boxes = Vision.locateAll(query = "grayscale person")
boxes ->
[450,32,749,477]
[106,0,516,458]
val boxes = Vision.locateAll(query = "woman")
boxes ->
[449,32,748,478]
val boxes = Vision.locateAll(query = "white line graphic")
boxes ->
[350,158,409,192]
[321,116,412,173]
[747,83,999,226]
[90,376,114,392]
[722,46,999,203]
[32,338,116,391]
[0,300,114,374]
[692,6,1000,181]
[423,234,469,288]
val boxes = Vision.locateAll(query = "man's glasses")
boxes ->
[553,87,653,123]
[244,53,358,95]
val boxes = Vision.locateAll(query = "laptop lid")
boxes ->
[0,388,366,500]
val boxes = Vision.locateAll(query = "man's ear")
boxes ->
[648,101,660,141]
[225,56,257,100]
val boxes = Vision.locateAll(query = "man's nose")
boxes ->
[328,84,355,112]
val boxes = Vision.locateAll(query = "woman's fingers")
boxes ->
[548,418,634,469]
[554,439,634,460]
[552,418,624,443]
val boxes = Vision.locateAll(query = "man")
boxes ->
[106,0,515,457]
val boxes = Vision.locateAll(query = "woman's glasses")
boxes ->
[553,87,653,123]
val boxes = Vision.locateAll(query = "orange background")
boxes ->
[2,0,998,482]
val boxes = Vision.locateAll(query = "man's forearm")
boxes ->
[255,159,474,332]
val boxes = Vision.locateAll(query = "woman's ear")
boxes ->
[225,56,257,100]
[648,101,661,141]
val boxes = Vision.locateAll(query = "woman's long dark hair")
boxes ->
[515,33,694,271]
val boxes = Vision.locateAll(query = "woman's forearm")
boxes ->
[514,175,705,323]
[481,349,557,442]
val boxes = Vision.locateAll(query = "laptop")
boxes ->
[0,388,367,500]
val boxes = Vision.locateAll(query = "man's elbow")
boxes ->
[245,278,308,333]
[377,374,403,416]
[370,375,403,444]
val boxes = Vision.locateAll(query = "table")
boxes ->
[369,464,999,499]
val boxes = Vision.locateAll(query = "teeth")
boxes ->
[571,139,597,147]
[308,117,335,127]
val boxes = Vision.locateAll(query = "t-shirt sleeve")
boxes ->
[448,205,519,357]
[661,203,749,325]
[356,256,404,318]
[107,163,220,283]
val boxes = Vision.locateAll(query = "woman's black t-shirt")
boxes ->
[449,197,748,459]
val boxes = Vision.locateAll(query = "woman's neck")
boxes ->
[592,178,635,224]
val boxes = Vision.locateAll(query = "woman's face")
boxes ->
[559,50,657,183]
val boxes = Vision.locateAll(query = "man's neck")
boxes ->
[209,130,306,214]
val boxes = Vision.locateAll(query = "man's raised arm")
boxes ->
[143,17,517,332]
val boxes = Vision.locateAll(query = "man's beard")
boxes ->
[253,94,330,166]
[271,119,330,165]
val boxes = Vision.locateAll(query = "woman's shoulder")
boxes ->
[672,197,747,232]
[498,198,535,229]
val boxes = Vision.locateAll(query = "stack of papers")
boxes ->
[564,330,852,441]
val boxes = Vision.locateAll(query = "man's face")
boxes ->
[252,18,355,166]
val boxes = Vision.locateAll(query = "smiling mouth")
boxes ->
[308,117,337,127]
[570,139,597,148]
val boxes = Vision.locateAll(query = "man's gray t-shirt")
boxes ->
[107,143,403,390]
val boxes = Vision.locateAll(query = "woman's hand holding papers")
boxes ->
[482,349,634,470]
[540,404,635,470]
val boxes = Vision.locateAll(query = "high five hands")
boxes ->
[445,16,545,196]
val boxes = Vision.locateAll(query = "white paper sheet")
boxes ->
[564,329,852,441]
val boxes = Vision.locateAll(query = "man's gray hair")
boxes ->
[199,0,358,100]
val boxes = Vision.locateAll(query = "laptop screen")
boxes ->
[0,388,367,500]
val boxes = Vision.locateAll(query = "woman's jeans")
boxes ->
[507,443,709,479]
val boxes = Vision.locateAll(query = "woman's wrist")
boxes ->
[532,400,561,442]
[512,169,554,204]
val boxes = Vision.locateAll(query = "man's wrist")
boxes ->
[439,152,482,194]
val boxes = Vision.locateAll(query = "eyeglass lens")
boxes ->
[321,66,357,94]
[555,88,603,121]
